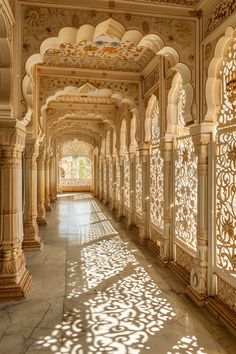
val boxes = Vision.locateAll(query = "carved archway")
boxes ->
[205,26,236,122]
[0,4,13,117]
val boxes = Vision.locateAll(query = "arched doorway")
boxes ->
[59,139,93,192]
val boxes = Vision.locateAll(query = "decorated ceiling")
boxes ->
[44,42,155,72]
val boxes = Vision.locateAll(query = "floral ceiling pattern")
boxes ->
[44,42,155,72]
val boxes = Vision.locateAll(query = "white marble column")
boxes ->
[37,149,47,224]
[187,130,212,306]
[0,126,32,299]
[103,157,109,205]
[45,153,52,211]
[110,156,116,210]
[23,141,43,251]
[99,156,104,202]
[94,155,99,198]
[50,156,57,202]
[127,151,136,228]
[117,156,125,218]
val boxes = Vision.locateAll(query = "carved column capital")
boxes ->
[0,125,26,153]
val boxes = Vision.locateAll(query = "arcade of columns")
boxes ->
[0,0,236,333]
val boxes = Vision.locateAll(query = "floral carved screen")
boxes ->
[124,153,130,208]
[216,41,236,276]
[103,160,107,196]
[150,100,164,231]
[109,159,113,200]
[175,136,198,250]
[135,151,142,216]
[116,159,120,202]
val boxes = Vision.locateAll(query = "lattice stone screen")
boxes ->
[103,161,107,196]
[150,147,164,230]
[150,100,164,231]
[116,159,120,202]
[109,159,113,199]
[175,136,198,250]
[124,154,130,208]
[216,42,236,276]
[61,138,92,157]
[135,152,142,216]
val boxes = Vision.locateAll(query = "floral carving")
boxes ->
[205,0,236,37]
[216,43,236,277]
[175,136,198,250]
[116,159,120,202]
[150,101,164,231]
[176,245,194,275]
[135,151,142,215]
[60,138,92,157]
[218,277,236,311]
[124,153,130,208]
[22,5,196,75]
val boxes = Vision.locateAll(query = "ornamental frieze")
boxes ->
[204,0,236,37]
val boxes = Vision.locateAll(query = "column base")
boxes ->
[45,204,53,211]
[37,216,48,225]
[22,237,44,252]
[0,269,32,300]
[186,285,206,307]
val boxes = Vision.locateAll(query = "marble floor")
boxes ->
[0,194,236,354]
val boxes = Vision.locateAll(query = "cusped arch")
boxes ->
[24,17,164,75]
[166,68,193,136]
[119,118,127,156]
[0,9,12,116]
[205,26,236,122]
[145,94,158,143]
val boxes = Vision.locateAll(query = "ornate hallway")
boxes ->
[0,193,235,354]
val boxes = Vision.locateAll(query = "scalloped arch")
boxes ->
[41,83,136,116]
[166,71,193,135]
[0,11,11,116]
[145,94,158,142]
[205,26,236,123]
[25,17,164,74]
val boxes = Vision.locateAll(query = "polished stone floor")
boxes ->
[0,194,236,354]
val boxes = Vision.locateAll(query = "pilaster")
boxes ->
[138,143,150,244]
[50,156,57,202]
[45,153,52,211]
[37,148,47,224]
[127,151,136,228]
[117,155,125,218]
[187,128,212,306]
[160,138,173,263]
[23,140,43,251]
[0,124,32,299]
[110,156,116,210]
